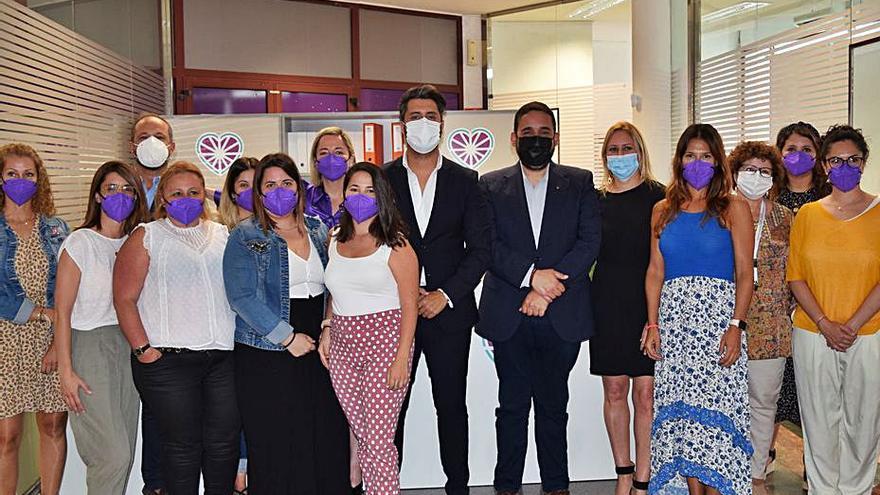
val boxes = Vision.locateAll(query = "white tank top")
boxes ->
[324,238,400,316]
[137,219,236,350]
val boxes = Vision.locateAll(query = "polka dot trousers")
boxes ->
[330,309,411,495]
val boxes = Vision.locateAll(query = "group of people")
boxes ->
[0,83,876,495]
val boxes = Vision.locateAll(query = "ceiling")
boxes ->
[340,0,554,16]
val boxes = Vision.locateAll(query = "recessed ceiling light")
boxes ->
[568,0,626,19]
[702,2,770,24]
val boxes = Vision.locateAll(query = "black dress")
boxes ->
[773,186,826,427]
[589,180,666,377]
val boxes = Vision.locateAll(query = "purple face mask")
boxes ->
[165,197,203,225]
[234,188,254,212]
[344,194,379,224]
[828,163,862,192]
[783,151,815,176]
[682,159,715,190]
[101,193,135,223]
[2,178,37,206]
[316,154,348,182]
[263,188,298,217]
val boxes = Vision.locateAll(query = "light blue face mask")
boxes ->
[607,153,640,181]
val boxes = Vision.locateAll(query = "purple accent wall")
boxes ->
[191,88,267,114]
[282,92,348,112]
[359,88,460,112]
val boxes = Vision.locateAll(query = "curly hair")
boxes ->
[0,143,56,216]
[655,124,732,236]
[728,141,784,201]
[818,124,870,164]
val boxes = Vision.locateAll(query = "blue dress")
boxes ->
[650,211,752,495]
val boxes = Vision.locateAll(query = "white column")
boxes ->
[631,0,673,184]
[461,14,483,109]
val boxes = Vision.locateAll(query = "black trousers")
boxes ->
[140,402,165,490]
[492,317,580,493]
[395,316,471,495]
[236,296,350,495]
[131,350,240,495]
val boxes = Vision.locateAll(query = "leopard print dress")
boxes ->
[0,221,66,418]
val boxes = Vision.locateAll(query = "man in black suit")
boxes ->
[385,84,491,495]
[477,102,601,495]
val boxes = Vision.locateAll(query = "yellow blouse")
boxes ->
[787,200,880,335]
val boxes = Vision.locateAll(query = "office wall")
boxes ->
[1,0,165,224]
[183,0,351,78]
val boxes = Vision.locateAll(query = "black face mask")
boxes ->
[516,136,554,170]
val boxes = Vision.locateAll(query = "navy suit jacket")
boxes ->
[384,156,491,330]
[476,163,601,343]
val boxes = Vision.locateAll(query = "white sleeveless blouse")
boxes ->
[137,218,235,350]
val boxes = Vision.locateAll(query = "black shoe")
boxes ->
[351,483,364,495]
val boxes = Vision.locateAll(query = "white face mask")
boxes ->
[736,170,773,200]
[405,118,441,155]
[136,136,170,169]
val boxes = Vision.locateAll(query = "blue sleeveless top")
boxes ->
[659,211,734,281]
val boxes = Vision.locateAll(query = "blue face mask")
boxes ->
[607,153,640,181]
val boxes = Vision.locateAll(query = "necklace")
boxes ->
[8,215,35,227]
[831,194,865,211]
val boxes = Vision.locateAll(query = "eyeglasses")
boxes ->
[102,184,137,196]
[740,166,772,179]
[826,155,865,168]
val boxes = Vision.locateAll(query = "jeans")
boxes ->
[132,350,240,495]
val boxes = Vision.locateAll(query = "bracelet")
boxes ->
[815,314,828,326]
[644,323,659,331]
[321,318,332,330]
[282,333,295,349]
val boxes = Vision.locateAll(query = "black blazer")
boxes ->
[384,156,491,330]
[476,163,601,343]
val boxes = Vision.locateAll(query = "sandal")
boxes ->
[631,478,649,494]
[233,488,248,495]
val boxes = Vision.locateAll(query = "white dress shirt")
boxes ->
[520,164,550,287]
[402,152,453,307]
[402,152,443,286]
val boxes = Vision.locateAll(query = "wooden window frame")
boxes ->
[172,0,463,114]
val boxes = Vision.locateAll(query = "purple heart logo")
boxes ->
[195,132,243,175]
[446,127,494,169]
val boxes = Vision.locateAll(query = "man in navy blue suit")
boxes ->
[477,102,601,495]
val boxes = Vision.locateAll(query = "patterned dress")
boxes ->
[0,222,66,418]
[774,187,825,426]
[650,212,751,495]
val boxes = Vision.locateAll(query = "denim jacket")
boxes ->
[223,215,329,351]
[0,214,70,324]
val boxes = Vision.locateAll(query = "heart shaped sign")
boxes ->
[196,132,243,175]
[446,127,494,170]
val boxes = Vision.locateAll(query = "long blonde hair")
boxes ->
[600,121,655,189]
[0,143,56,216]
[308,127,356,188]
[218,157,258,230]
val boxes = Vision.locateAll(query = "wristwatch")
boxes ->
[132,343,152,357]
[729,319,747,332]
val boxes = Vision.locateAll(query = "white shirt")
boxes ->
[288,237,325,298]
[59,229,126,330]
[138,219,236,350]
[402,152,443,286]
[520,164,550,287]
[324,239,400,316]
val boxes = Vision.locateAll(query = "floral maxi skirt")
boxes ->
[649,276,752,495]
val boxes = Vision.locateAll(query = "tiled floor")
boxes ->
[403,425,880,494]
